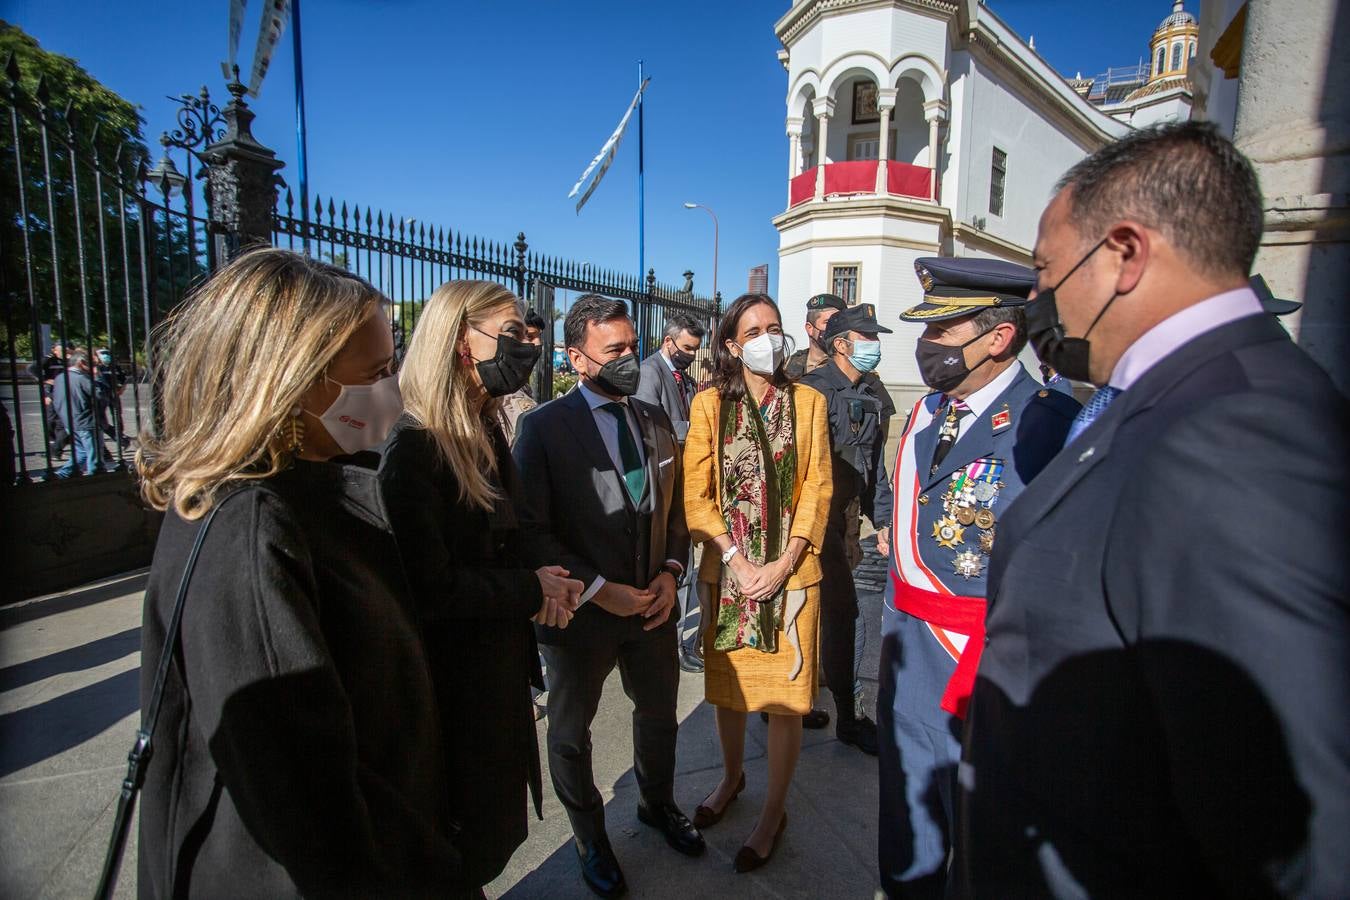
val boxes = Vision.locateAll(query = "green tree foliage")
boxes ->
[0,21,202,364]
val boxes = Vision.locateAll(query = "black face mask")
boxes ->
[582,350,641,397]
[668,345,696,371]
[474,330,541,398]
[1026,237,1118,384]
[914,329,992,394]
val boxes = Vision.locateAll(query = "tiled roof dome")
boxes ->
[1157,1,1196,32]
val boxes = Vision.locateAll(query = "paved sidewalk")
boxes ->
[0,549,893,899]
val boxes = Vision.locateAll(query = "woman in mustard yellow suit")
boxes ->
[682,292,832,873]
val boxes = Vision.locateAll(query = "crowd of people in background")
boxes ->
[23,341,131,477]
[126,119,1345,899]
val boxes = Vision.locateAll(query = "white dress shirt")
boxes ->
[947,360,1021,444]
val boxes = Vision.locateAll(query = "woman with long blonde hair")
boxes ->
[379,279,582,892]
[135,248,462,896]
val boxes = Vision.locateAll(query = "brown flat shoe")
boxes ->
[733,812,787,873]
[692,771,746,829]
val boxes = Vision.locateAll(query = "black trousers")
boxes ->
[539,616,680,844]
[818,523,860,721]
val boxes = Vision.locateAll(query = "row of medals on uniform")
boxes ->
[929,407,1002,581]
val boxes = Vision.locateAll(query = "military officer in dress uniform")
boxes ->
[877,257,1079,898]
[799,303,896,754]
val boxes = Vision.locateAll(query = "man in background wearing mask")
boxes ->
[800,303,896,755]
[876,257,1078,898]
[497,309,546,445]
[958,122,1349,898]
[514,294,703,898]
[636,313,706,674]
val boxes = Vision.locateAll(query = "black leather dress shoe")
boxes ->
[678,646,704,673]
[637,798,706,856]
[758,708,831,729]
[836,714,880,756]
[575,836,627,898]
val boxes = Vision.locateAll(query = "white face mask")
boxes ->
[307,374,403,455]
[735,333,786,376]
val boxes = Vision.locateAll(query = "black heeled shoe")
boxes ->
[692,771,746,828]
[733,812,787,873]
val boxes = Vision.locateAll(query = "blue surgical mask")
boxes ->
[97,352,111,364]
[848,340,882,374]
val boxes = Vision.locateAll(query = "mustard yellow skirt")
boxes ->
[699,582,820,715]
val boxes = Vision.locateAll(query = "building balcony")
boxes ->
[788,160,936,208]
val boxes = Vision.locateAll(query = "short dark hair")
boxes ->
[1055,121,1262,279]
[664,313,706,343]
[564,294,631,350]
[806,307,833,329]
[524,308,546,331]
[711,293,792,402]
[971,306,1028,356]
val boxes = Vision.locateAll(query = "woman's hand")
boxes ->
[731,554,793,602]
[534,566,583,628]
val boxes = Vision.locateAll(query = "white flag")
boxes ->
[221,0,249,81]
[247,0,291,98]
[568,78,650,214]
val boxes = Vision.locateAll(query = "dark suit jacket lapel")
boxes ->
[634,401,661,508]
[924,366,1031,489]
[565,389,632,512]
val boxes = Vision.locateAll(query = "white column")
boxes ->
[786,117,804,206]
[923,100,949,202]
[875,88,896,194]
[812,96,835,201]
[1234,0,1349,392]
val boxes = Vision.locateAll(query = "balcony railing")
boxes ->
[789,160,936,208]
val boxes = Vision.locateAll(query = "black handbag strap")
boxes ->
[94,488,248,900]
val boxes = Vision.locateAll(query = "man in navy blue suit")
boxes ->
[876,257,1078,898]
[958,122,1349,898]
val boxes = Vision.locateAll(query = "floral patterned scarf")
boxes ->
[714,384,796,653]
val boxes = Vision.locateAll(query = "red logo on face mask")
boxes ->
[338,415,367,429]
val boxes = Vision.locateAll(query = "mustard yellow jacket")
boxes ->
[682,384,833,589]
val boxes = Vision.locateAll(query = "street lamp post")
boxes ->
[683,202,718,303]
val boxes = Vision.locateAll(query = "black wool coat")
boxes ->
[138,456,461,899]
[378,415,544,889]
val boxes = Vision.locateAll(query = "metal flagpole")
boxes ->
[293,0,310,254]
[637,59,646,357]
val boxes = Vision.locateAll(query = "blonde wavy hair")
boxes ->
[136,248,384,520]
[399,280,523,512]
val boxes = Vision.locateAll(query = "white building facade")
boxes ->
[772,0,1195,402]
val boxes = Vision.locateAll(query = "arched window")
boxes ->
[1156,46,1166,75]
[1171,42,1184,71]
[1189,40,1197,58]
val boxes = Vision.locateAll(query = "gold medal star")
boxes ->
[932,517,965,549]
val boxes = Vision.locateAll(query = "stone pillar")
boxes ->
[924,100,949,202]
[1233,0,1349,392]
[812,96,835,201]
[200,78,284,262]
[787,116,804,206]
[875,88,897,194]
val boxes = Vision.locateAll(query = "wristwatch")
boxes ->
[659,562,682,582]
[721,545,739,564]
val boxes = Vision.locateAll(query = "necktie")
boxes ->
[929,398,970,475]
[672,369,689,411]
[1065,385,1123,445]
[601,402,647,503]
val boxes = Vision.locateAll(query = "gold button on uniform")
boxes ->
[918,494,930,506]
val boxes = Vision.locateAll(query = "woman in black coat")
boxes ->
[380,279,581,890]
[135,249,461,897]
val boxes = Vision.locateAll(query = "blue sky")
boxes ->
[5,0,1176,299]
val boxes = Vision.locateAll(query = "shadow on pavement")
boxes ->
[0,627,140,693]
[0,571,149,629]
[0,667,139,777]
